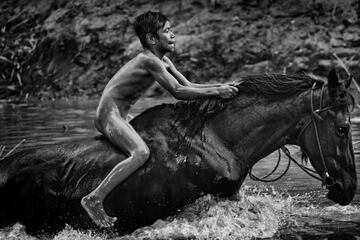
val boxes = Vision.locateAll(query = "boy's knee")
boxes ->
[133,146,150,162]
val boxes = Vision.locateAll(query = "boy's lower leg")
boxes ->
[81,154,146,228]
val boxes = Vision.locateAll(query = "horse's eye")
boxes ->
[336,125,349,136]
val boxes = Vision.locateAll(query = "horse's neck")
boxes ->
[206,94,313,168]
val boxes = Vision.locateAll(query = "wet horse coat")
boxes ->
[0,71,356,234]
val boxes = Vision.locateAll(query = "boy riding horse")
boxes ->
[81,11,238,227]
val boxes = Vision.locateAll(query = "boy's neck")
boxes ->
[144,48,165,60]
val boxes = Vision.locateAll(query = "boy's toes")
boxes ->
[99,216,117,228]
[100,221,108,228]
[111,216,117,223]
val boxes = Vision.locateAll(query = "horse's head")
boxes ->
[298,69,357,205]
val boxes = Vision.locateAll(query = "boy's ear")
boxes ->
[145,33,156,46]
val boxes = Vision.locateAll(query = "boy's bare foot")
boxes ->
[81,195,117,228]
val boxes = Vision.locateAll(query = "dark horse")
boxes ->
[0,69,356,235]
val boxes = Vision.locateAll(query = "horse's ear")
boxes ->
[345,75,353,88]
[327,69,340,89]
[328,68,349,105]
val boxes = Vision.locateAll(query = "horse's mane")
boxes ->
[133,74,325,146]
[236,73,318,98]
[172,73,323,122]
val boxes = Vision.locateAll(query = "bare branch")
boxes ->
[0,139,26,161]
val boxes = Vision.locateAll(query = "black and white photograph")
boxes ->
[0,0,360,239]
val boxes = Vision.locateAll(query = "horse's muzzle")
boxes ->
[327,180,356,205]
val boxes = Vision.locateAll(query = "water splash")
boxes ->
[0,223,37,240]
[119,185,294,240]
[1,185,358,240]
[53,225,107,240]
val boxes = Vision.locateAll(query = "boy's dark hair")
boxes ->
[134,11,169,49]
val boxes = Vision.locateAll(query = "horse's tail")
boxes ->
[0,154,10,187]
[0,139,26,187]
[0,149,34,228]
[0,155,11,228]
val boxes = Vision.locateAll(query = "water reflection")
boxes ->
[0,98,176,152]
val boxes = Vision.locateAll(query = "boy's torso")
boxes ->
[97,53,169,117]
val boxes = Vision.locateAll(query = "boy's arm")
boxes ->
[163,56,231,88]
[144,56,238,100]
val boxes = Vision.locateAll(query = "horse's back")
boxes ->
[0,102,225,232]
[0,103,175,204]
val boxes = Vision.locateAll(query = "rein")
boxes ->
[249,82,335,187]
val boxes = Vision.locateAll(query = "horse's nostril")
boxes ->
[325,176,335,188]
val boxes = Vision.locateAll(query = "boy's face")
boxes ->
[155,21,175,53]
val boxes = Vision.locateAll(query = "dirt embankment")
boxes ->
[1,0,359,100]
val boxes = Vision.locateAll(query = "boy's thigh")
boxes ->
[104,115,147,152]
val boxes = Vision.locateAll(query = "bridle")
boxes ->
[250,81,343,188]
[297,82,335,187]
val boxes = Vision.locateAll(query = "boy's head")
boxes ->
[134,11,171,50]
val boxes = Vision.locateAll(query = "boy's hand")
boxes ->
[225,81,237,87]
[217,85,238,99]
[224,80,243,87]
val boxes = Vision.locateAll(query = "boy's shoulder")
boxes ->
[140,53,174,66]
[137,52,164,70]
[136,52,157,64]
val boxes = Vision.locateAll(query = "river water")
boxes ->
[0,98,359,240]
